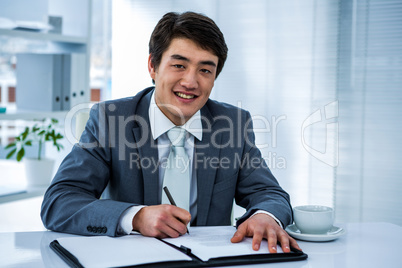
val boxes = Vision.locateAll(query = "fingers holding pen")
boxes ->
[132,205,190,238]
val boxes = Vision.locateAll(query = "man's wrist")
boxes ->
[118,205,145,235]
[250,210,283,228]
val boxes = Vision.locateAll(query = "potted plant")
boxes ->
[5,118,64,187]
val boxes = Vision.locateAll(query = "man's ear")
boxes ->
[148,54,156,80]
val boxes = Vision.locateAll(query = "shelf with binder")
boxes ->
[0,52,90,119]
[15,53,88,112]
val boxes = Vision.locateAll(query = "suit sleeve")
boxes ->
[234,111,293,228]
[41,103,134,236]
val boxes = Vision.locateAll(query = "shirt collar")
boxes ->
[148,90,203,141]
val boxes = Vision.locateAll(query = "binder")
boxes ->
[49,226,307,267]
[62,54,88,110]
[16,54,63,111]
[15,53,88,112]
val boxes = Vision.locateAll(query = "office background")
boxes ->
[0,0,401,231]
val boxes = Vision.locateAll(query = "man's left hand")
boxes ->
[230,213,301,253]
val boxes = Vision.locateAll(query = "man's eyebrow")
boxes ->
[171,54,189,61]
[170,54,217,67]
[200,60,217,67]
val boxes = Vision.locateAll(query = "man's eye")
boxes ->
[201,69,211,74]
[173,64,184,69]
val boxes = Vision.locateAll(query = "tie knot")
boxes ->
[167,127,186,147]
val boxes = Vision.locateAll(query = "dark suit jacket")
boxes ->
[41,87,293,236]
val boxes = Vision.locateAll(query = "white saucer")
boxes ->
[285,224,346,242]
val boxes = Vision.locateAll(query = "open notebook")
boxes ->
[50,226,307,268]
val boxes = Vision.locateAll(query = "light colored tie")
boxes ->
[162,127,190,212]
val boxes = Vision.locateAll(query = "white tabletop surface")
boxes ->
[0,222,401,268]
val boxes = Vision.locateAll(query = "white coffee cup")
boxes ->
[293,205,334,234]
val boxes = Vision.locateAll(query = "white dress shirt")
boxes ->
[118,91,281,234]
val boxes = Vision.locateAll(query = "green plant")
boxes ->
[5,118,64,161]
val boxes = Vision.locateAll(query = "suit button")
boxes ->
[96,227,102,233]
[87,226,93,232]
[102,227,107,233]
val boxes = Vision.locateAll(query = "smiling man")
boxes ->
[41,11,300,253]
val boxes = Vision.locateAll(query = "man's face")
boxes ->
[149,38,218,125]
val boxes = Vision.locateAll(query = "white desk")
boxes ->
[0,222,401,268]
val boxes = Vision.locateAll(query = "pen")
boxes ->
[163,186,189,234]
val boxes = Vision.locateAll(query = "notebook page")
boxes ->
[57,235,192,267]
[162,226,283,262]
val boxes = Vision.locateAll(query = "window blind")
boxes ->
[336,0,402,224]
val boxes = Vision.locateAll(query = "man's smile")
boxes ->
[175,92,197,99]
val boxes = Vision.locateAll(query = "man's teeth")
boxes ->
[176,92,195,99]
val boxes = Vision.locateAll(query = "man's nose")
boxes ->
[180,70,198,89]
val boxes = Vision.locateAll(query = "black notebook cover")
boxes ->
[50,238,307,268]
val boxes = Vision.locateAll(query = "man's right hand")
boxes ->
[132,204,191,238]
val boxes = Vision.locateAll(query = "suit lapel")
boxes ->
[195,104,221,225]
[131,89,159,205]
